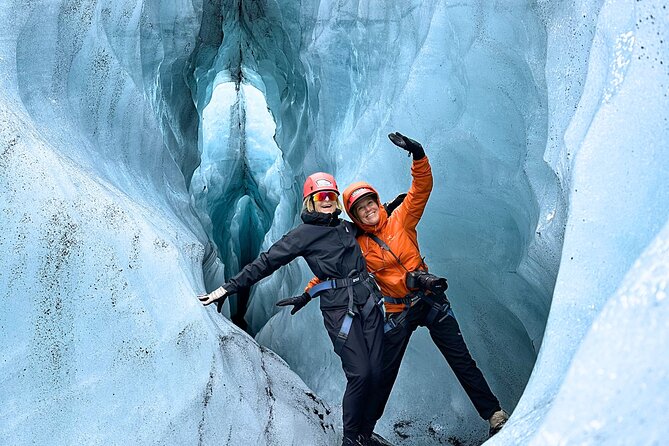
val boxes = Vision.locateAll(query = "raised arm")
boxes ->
[387,132,433,230]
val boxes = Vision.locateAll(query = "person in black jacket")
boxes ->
[198,172,385,446]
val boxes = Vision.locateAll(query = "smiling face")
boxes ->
[312,191,338,214]
[353,196,380,226]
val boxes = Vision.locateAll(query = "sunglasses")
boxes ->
[312,191,338,202]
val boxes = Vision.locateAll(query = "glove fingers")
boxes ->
[398,133,411,146]
[216,300,224,313]
[388,132,405,148]
[290,307,299,315]
[276,298,292,307]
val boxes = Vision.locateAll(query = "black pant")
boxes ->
[360,298,500,436]
[323,300,385,440]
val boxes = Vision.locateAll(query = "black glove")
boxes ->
[388,132,425,160]
[276,292,312,315]
[383,193,407,216]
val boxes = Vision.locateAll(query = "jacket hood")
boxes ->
[342,181,387,232]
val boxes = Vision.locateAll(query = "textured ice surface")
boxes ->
[533,221,669,444]
[1,0,668,445]
[0,1,336,445]
[489,0,669,443]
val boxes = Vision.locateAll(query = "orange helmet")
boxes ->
[303,172,339,199]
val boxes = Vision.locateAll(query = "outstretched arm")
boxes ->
[198,230,304,311]
[226,234,301,294]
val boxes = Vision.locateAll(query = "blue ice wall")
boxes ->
[0,1,337,445]
[1,0,668,445]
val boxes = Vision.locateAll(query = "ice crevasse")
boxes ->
[0,1,667,445]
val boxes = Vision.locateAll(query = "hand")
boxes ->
[276,292,311,315]
[198,285,230,313]
[383,193,407,216]
[388,132,425,160]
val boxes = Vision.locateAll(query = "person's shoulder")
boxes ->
[273,224,311,251]
[285,222,309,237]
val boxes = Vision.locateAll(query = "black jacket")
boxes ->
[224,210,371,309]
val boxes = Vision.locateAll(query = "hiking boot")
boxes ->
[342,436,364,446]
[488,409,509,436]
[368,432,393,446]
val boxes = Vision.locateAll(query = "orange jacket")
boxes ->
[342,156,433,313]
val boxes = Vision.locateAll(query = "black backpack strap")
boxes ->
[419,292,453,325]
[365,233,410,273]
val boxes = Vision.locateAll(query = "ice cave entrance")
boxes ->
[200,80,281,330]
[202,81,279,164]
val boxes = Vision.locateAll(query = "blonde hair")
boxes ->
[302,195,344,213]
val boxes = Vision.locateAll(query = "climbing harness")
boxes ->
[364,233,452,332]
[308,270,381,354]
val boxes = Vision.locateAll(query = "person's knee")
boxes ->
[368,359,383,383]
[347,362,372,387]
[359,363,375,385]
[361,357,387,391]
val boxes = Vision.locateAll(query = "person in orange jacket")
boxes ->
[341,132,509,439]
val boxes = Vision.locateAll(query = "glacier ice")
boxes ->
[1,0,668,445]
[0,1,336,445]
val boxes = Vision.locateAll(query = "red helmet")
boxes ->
[303,172,339,198]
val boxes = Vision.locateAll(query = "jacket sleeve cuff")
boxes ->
[411,156,431,173]
[222,282,238,295]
